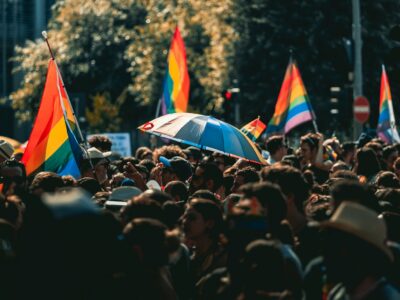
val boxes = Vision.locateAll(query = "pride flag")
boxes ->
[241,117,266,141]
[377,65,400,144]
[266,60,315,135]
[161,27,190,114]
[22,59,82,178]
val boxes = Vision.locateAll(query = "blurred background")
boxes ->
[2,0,400,148]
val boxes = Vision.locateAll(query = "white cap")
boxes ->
[82,147,112,160]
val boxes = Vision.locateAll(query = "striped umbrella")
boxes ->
[138,113,265,164]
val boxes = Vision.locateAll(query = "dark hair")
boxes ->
[123,218,168,267]
[239,182,287,232]
[330,180,380,212]
[236,167,260,184]
[77,177,102,196]
[265,135,285,155]
[30,172,64,193]
[375,171,400,188]
[120,195,163,225]
[135,146,152,160]
[88,135,112,152]
[383,145,398,161]
[142,189,173,205]
[300,133,320,151]
[139,159,156,174]
[198,162,223,192]
[261,165,310,214]
[162,201,184,229]
[164,180,189,203]
[355,147,381,178]
[330,170,359,181]
[188,199,223,239]
[190,189,219,204]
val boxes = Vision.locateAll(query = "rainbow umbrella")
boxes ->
[138,113,265,164]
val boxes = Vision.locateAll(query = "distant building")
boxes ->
[0,0,55,138]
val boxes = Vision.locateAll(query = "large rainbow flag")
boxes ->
[266,60,315,135]
[377,65,400,144]
[161,26,190,114]
[241,117,266,142]
[22,59,82,178]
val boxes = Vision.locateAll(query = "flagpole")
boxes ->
[155,97,162,118]
[41,31,85,145]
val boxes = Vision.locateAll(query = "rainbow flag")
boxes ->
[22,59,82,178]
[377,65,400,144]
[161,27,190,114]
[241,117,267,141]
[266,60,315,135]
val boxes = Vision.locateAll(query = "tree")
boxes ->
[10,0,236,132]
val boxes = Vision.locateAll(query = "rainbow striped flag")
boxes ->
[377,65,400,144]
[22,59,82,178]
[266,60,315,135]
[241,117,267,141]
[161,27,190,115]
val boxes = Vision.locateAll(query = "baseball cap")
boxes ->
[159,156,192,182]
[0,140,14,160]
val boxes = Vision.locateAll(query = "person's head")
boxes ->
[375,171,400,189]
[261,165,310,215]
[120,194,163,225]
[354,147,381,178]
[190,189,219,204]
[159,156,192,185]
[231,167,260,193]
[383,145,398,171]
[0,140,14,163]
[164,180,189,203]
[184,146,202,164]
[79,147,111,185]
[152,145,187,162]
[182,198,223,242]
[364,141,383,159]
[341,141,356,165]
[330,180,379,212]
[238,182,287,227]
[265,135,287,162]
[0,159,26,196]
[135,146,152,161]
[330,169,359,181]
[322,202,393,285]
[76,177,102,196]
[29,171,64,197]
[123,218,168,268]
[62,175,77,187]
[141,189,173,205]
[393,157,400,178]
[240,239,288,297]
[88,135,112,152]
[138,159,156,175]
[300,133,320,162]
[330,161,350,177]
[189,162,223,194]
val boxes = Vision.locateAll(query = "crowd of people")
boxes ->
[0,132,400,299]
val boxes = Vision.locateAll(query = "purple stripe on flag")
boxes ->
[284,111,312,133]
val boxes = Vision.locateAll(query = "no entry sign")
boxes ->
[354,96,370,124]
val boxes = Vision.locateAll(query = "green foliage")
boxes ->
[10,0,400,134]
[10,0,236,132]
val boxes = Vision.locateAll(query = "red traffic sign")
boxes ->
[354,96,370,124]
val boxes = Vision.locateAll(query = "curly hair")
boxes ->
[152,145,187,162]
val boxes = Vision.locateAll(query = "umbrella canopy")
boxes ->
[138,113,265,164]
